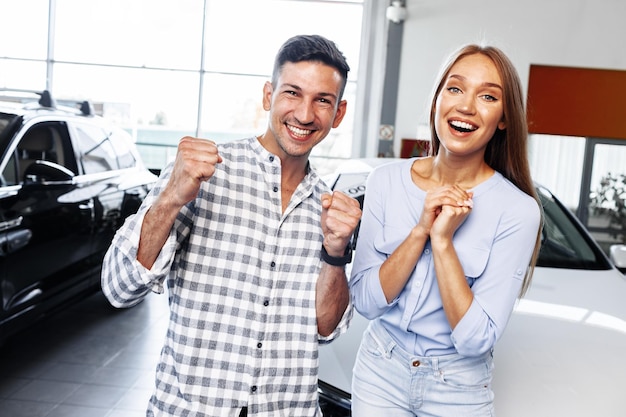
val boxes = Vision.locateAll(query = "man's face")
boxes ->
[262,61,347,159]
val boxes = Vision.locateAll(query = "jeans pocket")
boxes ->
[438,356,493,390]
[362,328,384,358]
[361,324,396,359]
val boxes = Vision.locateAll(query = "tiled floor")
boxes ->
[0,290,170,417]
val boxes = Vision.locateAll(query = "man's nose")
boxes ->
[293,100,315,125]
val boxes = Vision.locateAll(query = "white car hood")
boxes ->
[319,266,626,417]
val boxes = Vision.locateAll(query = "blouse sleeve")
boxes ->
[349,166,401,319]
[450,192,541,356]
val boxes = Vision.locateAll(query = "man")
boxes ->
[101,34,361,417]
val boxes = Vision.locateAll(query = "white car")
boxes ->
[318,159,626,417]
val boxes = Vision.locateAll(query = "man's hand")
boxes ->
[137,137,222,270]
[321,191,362,256]
[317,191,360,336]
[162,136,223,208]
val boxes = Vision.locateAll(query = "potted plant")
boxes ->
[590,172,626,244]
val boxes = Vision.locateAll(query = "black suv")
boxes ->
[0,89,157,343]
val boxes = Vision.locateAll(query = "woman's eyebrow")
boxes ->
[448,74,503,91]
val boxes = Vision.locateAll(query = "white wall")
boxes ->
[393,0,626,148]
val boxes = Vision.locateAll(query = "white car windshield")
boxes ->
[536,185,612,270]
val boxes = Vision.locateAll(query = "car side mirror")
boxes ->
[24,160,74,183]
[609,244,626,274]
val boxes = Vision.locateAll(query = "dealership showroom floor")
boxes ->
[0,291,170,417]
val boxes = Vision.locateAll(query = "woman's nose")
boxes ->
[457,95,476,114]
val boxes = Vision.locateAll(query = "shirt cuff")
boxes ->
[319,300,354,344]
[123,208,177,293]
[449,298,489,356]
[369,265,398,309]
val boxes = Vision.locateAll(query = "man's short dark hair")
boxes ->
[271,34,350,100]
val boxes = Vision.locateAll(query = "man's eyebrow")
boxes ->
[282,83,302,91]
[281,83,338,100]
[318,91,338,100]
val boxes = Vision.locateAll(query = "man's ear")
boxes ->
[262,81,273,111]
[332,100,348,128]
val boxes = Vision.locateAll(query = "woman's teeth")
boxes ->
[450,120,477,132]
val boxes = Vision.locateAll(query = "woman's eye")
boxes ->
[447,86,461,94]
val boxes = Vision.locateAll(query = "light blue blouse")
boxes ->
[349,158,541,357]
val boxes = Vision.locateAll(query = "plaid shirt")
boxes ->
[101,137,351,417]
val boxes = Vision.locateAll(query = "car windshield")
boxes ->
[536,185,611,270]
[0,113,16,137]
[0,113,20,156]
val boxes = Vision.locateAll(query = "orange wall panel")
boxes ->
[527,64,626,140]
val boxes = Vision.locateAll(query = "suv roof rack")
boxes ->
[38,89,57,108]
[0,88,94,116]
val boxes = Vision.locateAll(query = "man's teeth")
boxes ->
[450,120,477,131]
[288,125,312,136]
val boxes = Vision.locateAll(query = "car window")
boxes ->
[1,121,76,185]
[74,123,137,174]
[536,186,611,270]
[0,114,12,135]
[2,153,17,185]
[108,127,137,170]
[74,122,120,174]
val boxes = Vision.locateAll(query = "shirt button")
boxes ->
[257,342,262,348]
[270,261,276,268]
[269,156,275,162]
[273,186,278,192]
[424,249,430,254]
[251,385,257,393]
[263,300,269,306]
[412,360,421,367]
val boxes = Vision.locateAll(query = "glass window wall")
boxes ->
[0,0,364,173]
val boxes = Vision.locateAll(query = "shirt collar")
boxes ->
[247,136,324,190]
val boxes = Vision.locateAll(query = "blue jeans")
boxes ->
[351,320,495,417]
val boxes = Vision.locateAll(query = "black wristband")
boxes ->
[321,244,353,266]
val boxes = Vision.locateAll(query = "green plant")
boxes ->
[590,172,626,244]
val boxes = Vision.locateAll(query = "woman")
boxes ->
[349,44,543,416]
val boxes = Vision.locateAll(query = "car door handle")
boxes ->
[0,229,32,256]
[0,216,23,231]
[78,200,94,210]
[79,199,95,221]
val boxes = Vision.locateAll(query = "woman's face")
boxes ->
[434,53,506,159]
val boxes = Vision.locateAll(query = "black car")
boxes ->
[0,89,157,343]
